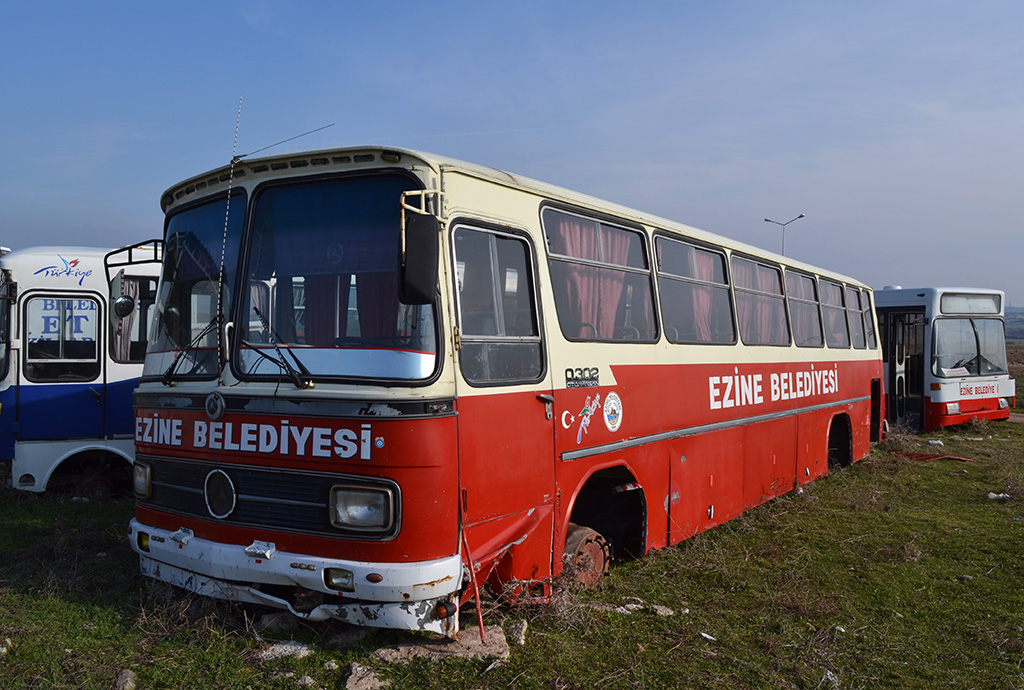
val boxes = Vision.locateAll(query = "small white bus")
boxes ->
[2,242,161,497]
[875,286,1014,431]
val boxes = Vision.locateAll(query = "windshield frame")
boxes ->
[229,169,443,387]
[141,188,246,383]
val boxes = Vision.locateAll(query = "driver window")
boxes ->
[454,225,543,384]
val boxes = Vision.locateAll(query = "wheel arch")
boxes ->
[827,412,854,471]
[36,443,133,495]
[560,461,648,561]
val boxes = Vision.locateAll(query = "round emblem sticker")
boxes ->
[603,392,623,433]
[205,391,226,421]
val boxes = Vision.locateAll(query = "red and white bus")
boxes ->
[875,286,1014,431]
[121,146,884,637]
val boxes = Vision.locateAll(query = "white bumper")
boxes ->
[130,518,463,636]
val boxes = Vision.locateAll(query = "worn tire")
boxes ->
[74,472,115,502]
[563,523,610,588]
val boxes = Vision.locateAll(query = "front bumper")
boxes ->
[129,518,463,636]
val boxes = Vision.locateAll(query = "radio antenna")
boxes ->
[235,122,335,162]
[215,96,244,386]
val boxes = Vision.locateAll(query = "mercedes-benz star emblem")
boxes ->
[204,469,236,519]
[205,391,226,421]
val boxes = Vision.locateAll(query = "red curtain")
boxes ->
[554,218,599,338]
[553,218,630,339]
[787,276,819,346]
[357,272,398,340]
[692,250,715,342]
[756,266,781,344]
[733,259,755,342]
[304,275,341,346]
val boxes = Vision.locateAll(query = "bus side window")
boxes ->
[861,288,878,349]
[821,280,850,348]
[845,286,867,349]
[542,208,656,342]
[656,237,734,344]
[24,296,100,382]
[454,226,543,384]
[732,257,790,346]
[785,271,824,347]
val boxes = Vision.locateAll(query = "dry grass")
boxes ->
[876,422,921,453]
[5,424,1024,688]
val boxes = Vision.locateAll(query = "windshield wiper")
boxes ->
[249,306,313,389]
[241,340,312,389]
[162,317,220,385]
[950,356,977,371]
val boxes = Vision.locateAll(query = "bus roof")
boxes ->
[874,286,1006,316]
[0,245,160,293]
[162,145,870,289]
[874,286,1005,303]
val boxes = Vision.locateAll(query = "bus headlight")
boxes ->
[133,461,151,498]
[999,398,1009,410]
[329,485,395,532]
[946,402,960,415]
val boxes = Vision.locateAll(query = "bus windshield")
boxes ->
[237,174,437,382]
[143,193,244,380]
[932,317,1008,377]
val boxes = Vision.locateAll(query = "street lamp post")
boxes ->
[763,214,805,256]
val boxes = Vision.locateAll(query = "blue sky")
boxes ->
[3,1,1022,305]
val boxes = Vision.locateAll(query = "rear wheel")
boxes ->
[74,471,115,502]
[563,523,610,588]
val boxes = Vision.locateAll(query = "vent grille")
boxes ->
[139,456,398,540]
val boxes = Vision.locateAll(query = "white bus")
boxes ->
[875,286,1014,431]
[122,146,884,636]
[1,242,161,497]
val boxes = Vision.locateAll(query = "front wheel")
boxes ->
[563,523,610,588]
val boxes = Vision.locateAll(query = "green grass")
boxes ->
[3,425,1024,689]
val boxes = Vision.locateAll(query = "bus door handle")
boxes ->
[537,393,554,421]
[89,387,102,406]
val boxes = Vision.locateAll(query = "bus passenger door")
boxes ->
[885,311,925,431]
[19,294,105,441]
[451,224,555,589]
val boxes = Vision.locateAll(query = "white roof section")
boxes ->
[875,286,1005,305]
[0,245,160,293]
[163,145,869,288]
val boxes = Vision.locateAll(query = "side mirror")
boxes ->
[163,306,181,333]
[113,295,136,319]
[109,269,131,326]
[399,212,439,305]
